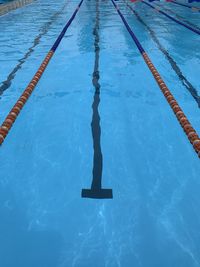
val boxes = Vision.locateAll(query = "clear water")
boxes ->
[0,0,14,4]
[0,0,200,266]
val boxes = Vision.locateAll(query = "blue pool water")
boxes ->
[0,0,13,4]
[0,0,200,266]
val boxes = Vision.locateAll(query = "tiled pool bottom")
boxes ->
[0,0,200,266]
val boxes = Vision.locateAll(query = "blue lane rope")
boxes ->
[51,0,84,51]
[110,0,200,157]
[142,1,200,35]
[154,2,200,31]
[171,0,200,12]
[111,0,145,53]
[0,0,84,144]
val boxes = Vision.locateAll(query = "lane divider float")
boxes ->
[154,3,200,31]
[111,0,200,157]
[170,0,200,12]
[141,1,200,35]
[0,0,84,145]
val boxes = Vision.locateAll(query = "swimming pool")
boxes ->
[0,0,200,266]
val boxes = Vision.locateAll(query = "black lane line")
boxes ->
[155,3,200,31]
[0,0,69,96]
[142,0,200,35]
[125,2,200,107]
[171,0,200,12]
[82,0,113,199]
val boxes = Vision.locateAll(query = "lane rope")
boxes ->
[125,1,200,107]
[141,1,200,35]
[155,2,200,31]
[171,1,200,12]
[0,0,71,95]
[111,0,200,157]
[0,0,84,145]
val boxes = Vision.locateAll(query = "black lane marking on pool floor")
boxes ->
[81,0,113,199]
[0,0,69,96]
[155,3,200,31]
[126,3,200,108]
[142,1,200,35]
[171,0,200,12]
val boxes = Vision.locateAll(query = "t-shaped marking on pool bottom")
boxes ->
[81,146,113,199]
[82,0,113,200]
[82,187,113,199]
